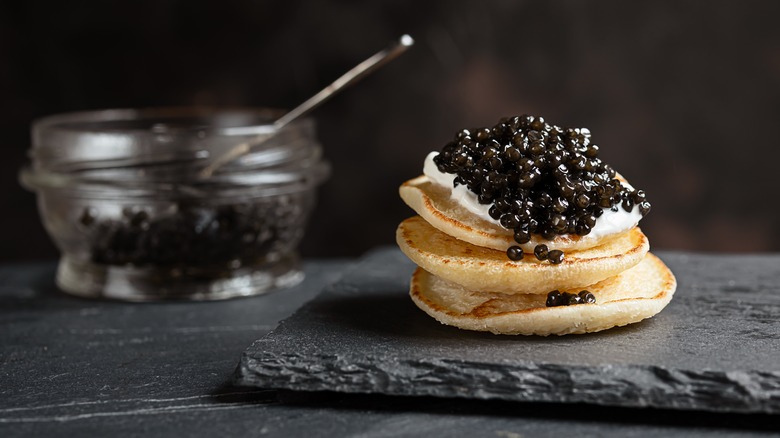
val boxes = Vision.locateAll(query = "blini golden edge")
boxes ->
[397,215,649,295]
[409,253,676,336]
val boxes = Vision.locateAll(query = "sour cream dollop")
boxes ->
[423,152,641,239]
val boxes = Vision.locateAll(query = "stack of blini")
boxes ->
[396,174,676,335]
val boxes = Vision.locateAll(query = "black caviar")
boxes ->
[433,115,650,261]
[547,249,564,265]
[506,245,524,261]
[78,196,308,268]
[534,244,549,261]
[546,290,597,307]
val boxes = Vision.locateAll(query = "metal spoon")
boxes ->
[199,34,415,178]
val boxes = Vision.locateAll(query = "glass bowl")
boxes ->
[20,107,329,301]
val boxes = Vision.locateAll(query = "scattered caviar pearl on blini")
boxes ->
[506,246,524,261]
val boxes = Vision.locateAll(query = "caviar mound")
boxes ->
[396,215,649,295]
[410,253,676,336]
[400,175,620,253]
[430,115,650,258]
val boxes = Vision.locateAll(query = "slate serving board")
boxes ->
[235,248,780,414]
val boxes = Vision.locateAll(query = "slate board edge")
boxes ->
[232,248,780,415]
[234,346,780,414]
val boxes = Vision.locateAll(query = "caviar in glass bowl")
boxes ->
[20,107,329,301]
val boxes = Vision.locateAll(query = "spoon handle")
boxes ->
[274,34,414,129]
[199,35,414,178]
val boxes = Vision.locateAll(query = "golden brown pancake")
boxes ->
[410,253,676,335]
[397,215,649,295]
[400,175,629,252]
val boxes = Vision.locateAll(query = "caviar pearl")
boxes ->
[546,290,563,307]
[79,207,97,228]
[514,229,531,244]
[639,201,651,216]
[548,249,564,264]
[507,246,524,261]
[579,290,597,303]
[489,205,502,220]
[534,244,549,261]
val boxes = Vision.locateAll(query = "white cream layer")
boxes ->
[423,151,641,240]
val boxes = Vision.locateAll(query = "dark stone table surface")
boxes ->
[1,251,779,437]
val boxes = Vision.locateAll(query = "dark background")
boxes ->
[2,0,779,261]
